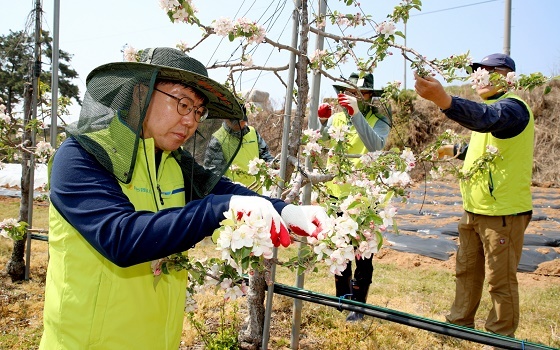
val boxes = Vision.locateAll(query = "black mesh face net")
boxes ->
[65,48,245,197]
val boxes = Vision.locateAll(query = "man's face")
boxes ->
[142,83,205,152]
[344,89,372,101]
[225,119,247,131]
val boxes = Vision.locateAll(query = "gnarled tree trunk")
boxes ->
[238,269,267,349]
[7,83,33,282]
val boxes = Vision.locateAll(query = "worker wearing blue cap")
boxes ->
[414,53,533,338]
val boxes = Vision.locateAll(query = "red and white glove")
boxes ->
[337,93,359,116]
[229,195,291,247]
[318,103,333,119]
[280,204,328,238]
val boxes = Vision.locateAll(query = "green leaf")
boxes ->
[162,263,170,275]
[211,228,221,243]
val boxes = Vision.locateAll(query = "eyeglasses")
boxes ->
[154,88,209,123]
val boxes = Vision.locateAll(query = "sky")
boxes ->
[3,0,560,121]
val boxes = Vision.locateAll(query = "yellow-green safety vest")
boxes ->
[460,92,534,215]
[41,121,187,349]
[214,126,261,192]
[326,110,380,198]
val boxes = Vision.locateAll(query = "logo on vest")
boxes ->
[134,186,151,194]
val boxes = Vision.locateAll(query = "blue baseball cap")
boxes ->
[471,53,516,71]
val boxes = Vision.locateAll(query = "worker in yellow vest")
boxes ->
[205,109,275,193]
[415,53,534,338]
[319,72,392,322]
[40,47,328,349]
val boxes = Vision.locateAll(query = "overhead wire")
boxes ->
[204,0,289,96]
[205,0,249,66]
[235,0,289,95]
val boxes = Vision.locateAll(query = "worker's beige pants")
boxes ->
[446,211,531,337]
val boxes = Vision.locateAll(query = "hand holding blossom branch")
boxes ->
[152,124,418,313]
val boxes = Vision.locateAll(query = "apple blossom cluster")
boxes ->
[301,129,330,171]
[327,124,350,143]
[123,46,139,62]
[228,157,280,193]
[302,154,413,276]
[185,208,272,307]
[307,198,391,276]
[159,0,199,25]
[246,158,265,176]
[309,49,328,67]
[505,72,517,86]
[216,209,276,267]
[34,140,55,164]
[241,54,253,67]
[243,101,260,120]
[332,12,369,28]
[0,103,9,124]
[470,67,518,91]
[470,68,491,90]
[211,17,266,45]
[175,40,189,52]
[376,21,397,39]
[486,145,498,155]
[0,218,27,241]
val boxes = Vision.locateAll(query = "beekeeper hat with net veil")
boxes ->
[66,47,244,198]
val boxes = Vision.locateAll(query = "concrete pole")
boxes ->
[503,0,511,55]
[50,0,60,147]
[289,1,327,348]
[262,1,301,348]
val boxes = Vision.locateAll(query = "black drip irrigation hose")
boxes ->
[271,283,556,350]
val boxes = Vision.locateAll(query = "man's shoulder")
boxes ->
[56,137,87,158]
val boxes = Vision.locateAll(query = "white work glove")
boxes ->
[337,93,360,116]
[280,204,329,238]
[229,195,291,247]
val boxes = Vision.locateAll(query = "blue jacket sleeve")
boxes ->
[444,96,530,139]
[49,138,287,267]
